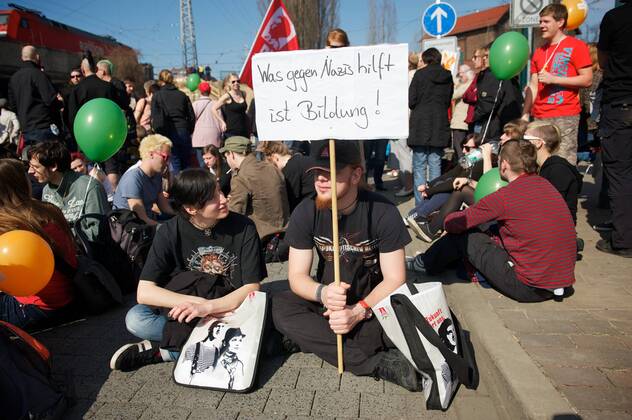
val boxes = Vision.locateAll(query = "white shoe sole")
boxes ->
[109,339,152,370]
[408,219,435,243]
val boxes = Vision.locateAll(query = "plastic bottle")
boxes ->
[459,143,499,169]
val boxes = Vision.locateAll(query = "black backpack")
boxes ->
[0,321,71,419]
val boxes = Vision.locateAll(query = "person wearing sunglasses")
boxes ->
[212,73,249,140]
[112,134,175,226]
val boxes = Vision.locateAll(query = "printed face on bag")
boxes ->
[228,335,244,353]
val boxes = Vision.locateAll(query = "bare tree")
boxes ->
[257,0,339,49]
[367,0,397,45]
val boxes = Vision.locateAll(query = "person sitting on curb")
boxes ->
[110,168,266,371]
[271,141,424,392]
[112,134,175,226]
[220,136,290,260]
[28,141,109,227]
[408,140,576,303]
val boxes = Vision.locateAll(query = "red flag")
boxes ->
[239,0,299,88]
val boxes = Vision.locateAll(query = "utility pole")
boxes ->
[179,0,198,70]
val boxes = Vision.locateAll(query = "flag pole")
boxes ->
[328,139,344,375]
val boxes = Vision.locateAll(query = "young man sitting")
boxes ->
[271,141,423,391]
[110,168,266,371]
[28,141,109,226]
[112,134,175,226]
[410,140,576,303]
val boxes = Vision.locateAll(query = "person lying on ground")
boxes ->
[408,140,576,303]
[271,141,425,392]
[110,168,266,371]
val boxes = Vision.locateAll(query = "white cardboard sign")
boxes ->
[252,44,409,141]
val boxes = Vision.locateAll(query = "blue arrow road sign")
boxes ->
[422,2,457,38]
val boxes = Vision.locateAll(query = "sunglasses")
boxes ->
[462,145,472,152]
[71,74,81,78]
[153,151,170,162]
[231,80,240,84]
[523,134,543,141]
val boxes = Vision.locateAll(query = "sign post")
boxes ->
[422,1,457,39]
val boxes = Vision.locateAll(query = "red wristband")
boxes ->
[358,299,370,310]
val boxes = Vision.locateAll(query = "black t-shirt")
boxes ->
[598,4,632,104]
[140,212,267,290]
[539,155,582,225]
[283,154,315,212]
[285,190,411,303]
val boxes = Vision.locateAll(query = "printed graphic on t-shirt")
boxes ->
[313,233,378,266]
[546,47,574,105]
[43,191,84,223]
[188,246,238,278]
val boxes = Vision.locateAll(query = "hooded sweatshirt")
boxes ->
[539,155,583,225]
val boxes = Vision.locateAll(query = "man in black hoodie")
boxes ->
[408,48,454,205]
[8,46,61,145]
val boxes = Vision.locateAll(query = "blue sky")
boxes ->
[1,0,615,76]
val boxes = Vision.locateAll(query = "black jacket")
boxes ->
[67,75,118,131]
[8,60,60,132]
[408,64,454,148]
[539,155,583,225]
[425,159,485,196]
[473,70,522,142]
[151,84,196,134]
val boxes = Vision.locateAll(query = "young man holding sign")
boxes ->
[271,141,422,391]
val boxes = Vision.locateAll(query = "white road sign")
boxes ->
[511,0,551,28]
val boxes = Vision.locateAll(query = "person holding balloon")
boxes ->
[522,3,593,166]
[0,159,77,328]
[408,140,577,303]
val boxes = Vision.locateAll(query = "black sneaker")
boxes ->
[373,349,422,392]
[409,218,439,243]
[110,340,162,372]
[596,239,632,258]
[281,335,301,354]
[405,255,426,274]
[592,221,613,232]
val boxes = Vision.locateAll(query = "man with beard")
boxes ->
[271,141,423,391]
[409,140,576,303]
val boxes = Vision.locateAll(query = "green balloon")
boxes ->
[489,31,530,80]
[474,168,508,202]
[73,98,127,162]
[186,73,201,91]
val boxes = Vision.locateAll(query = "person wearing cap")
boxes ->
[221,136,290,250]
[192,81,222,168]
[271,141,424,392]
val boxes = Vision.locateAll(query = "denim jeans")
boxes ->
[168,128,193,175]
[125,304,179,360]
[411,146,444,204]
[407,192,450,220]
[23,127,57,145]
[0,293,52,329]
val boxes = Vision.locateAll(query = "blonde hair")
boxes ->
[222,72,239,92]
[502,119,529,140]
[408,52,419,71]
[139,134,173,160]
[158,69,174,85]
[258,141,290,159]
[526,121,562,153]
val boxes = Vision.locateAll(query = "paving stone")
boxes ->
[131,362,174,382]
[518,334,575,348]
[611,320,632,335]
[95,371,146,403]
[283,352,324,368]
[311,390,360,418]
[139,406,191,420]
[264,388,314,416]
[359,392,425,418]
[523,309,592,322]
[65,399,101,420]
[340,373,384,394]
[544,366,611,387]
[569,334,629,351]
[533,320,581,334]
[287,416,334,420]
[453,396,500,420]
[573,319,619,335]
[580,410,632,420]
[560,386,632,411]
[93,402,147,419]
[602,368,632,388]
[496,310,540,333]
[589,310,632,322]
[187,408,238,420]
[172,386,223,409]
[527,346,632,368]
[218,388,271,413]
[296,367,340,391]
[129,376,180,406]
[261,365,300,389]
[237,413,285,420]
[383,379,413,395]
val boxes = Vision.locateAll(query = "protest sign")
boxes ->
[252,44,409,141]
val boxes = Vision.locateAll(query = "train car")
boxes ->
[0,3,136,93]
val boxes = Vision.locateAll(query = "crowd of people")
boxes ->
[0,1,630,398]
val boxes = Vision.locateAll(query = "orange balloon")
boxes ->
[0,230,54,297]
[562,0,588,31]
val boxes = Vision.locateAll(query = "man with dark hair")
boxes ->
[522,3,593,165]
[221,136,290,242]
[596,0,632,257]
[271,141,423,392]
[8,46,61,144]
[410,140,577,303]
[28,140,108,226]
[110,168,266,372]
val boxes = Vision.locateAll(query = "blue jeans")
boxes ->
[23,127,58,145]
[168,128,193,175]
[0,293,52,329]
[411,146,444,204]
[125,304,179,360]
[407,192,450,220]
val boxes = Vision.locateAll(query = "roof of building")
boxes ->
[448,4,510,36]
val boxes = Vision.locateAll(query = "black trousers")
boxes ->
[429,186,475,234]
[423,231,554,303]
[452,129,468,160]
[271,290,391,375]
[600,104,632,249]
[364,139,389,186]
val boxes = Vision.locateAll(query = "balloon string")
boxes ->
[481,80,503,145]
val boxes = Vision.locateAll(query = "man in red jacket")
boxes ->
[409,140,576,302]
